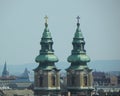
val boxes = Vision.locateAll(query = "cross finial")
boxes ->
[44,16,48,24]
[76,16,80,23]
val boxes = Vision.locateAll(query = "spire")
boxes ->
[2,61,9,77]
[74,16,83,39]
[44,15,48,30]
[35,16,58,63]
[67,16,90,63]
[4,61,7,71]
[42,16,52,39]
[77,16,80,25]
[44,15,48,25]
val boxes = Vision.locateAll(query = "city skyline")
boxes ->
[0,0,120,66]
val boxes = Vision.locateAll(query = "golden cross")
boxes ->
[44,16,48,23]
[76,16,80,23]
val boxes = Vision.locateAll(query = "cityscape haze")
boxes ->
[0,0,120,71]
[0,1,120,95]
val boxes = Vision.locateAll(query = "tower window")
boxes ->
[39,76,43,87]
[80,44,83,51]
[52,75,56,86]
[71,76,75,85]
[84,75,87,86]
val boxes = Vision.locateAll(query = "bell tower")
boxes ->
[34,16,61,96]
[66,16,93,96]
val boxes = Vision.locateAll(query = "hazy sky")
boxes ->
[0,0,120,65]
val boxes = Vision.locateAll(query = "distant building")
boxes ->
[14,68,30,82]
[0,64,32,90]
[92,71,120,96]
[110,75,118,86]
[92,71,120,86]
[117,75,120,85]
[93,71,110,86]
[0,62,16,90]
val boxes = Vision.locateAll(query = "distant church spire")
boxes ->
[2,61,9,77]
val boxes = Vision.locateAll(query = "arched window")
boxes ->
[45,43,49,51]
[84,75,87,86]
[52,75,56,86]
[71,76,75,85]
[39,76,43,87]
[76,44,80,51]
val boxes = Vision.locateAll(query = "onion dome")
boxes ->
[67,16,90,63]
[35,16,58,63]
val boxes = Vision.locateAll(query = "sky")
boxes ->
[0,0,120,65]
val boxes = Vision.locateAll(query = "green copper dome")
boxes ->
[35,54,58,63]
[68,54,90,63]
[35,21,58,63]
[67,19,90,63]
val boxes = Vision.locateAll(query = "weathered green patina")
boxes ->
[74,25,83,39]
[34,17,61,96]
[68,54,90,63]
[67,22,90,63]
[35,54,58,63]
[67,18,90,70]
[34,16,60,73]
[34,62,58,71]
[35,23,58,63]
[42,24,52,39]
